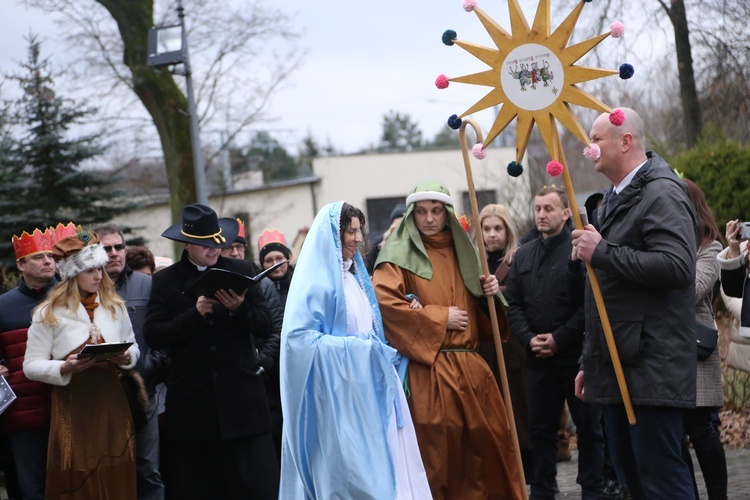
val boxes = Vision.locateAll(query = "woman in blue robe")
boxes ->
[279,201,431,499]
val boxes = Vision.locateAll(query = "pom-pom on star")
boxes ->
[507,161,524,177]
[609,108,625,126]
[583,143,601,161]
[447,114,463,130]
[462,0,478,12]
[435,74,450,89]
[472,144,487,159]
[442,30,457,46]
[610,21,625,38]
[546,160,564,177]
[619,64,634,80]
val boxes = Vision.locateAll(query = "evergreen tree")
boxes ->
[237,130,299,182]
[379,111,424,152]
[0,36,126,265]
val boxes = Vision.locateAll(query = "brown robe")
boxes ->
[46,344,136,500]
[373,231,523,500]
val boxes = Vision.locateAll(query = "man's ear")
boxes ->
[620,132,634,152]
[15,259,24,273]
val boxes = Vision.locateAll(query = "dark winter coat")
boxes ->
[583,152,697,408]
[0,277,56,433]
[115,266,168,393]
[144,251,273,441]
[506,228,585,367]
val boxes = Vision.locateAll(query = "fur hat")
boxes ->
[53,228,109,281]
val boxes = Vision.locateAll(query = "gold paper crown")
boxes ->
[236,218,246,240]
[11,227,55,260]
[49,222,79,245]
[257,228,287,252]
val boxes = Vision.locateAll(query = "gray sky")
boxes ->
[1,0,657,154]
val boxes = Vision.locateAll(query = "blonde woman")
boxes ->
[24,228,139,499]
[478,204,520,292]
[476,203,532,480]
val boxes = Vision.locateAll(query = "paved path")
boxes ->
[554,448,750,498]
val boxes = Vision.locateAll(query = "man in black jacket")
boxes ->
[144,204,278,500]
[572,108,696,499]
[506,186,604,500]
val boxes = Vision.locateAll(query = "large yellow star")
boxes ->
[444,0,619,162]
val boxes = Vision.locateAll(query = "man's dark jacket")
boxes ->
[0,277,56,433]
[115,266,168,394]
[583,152,697,408]
[144,251,273,441]
[506,228,585,367]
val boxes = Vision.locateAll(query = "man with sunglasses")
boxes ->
[94,223,167,500]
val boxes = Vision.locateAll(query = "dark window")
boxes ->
[365,196,407,240]
[460,190,497,216]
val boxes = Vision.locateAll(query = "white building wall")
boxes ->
[112,182,316,261]
[111,148,531,261]
[313,148,528,217]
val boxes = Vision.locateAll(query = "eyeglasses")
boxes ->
[225,244,246,252]
[103,243,126,253]
[263,255,287,265]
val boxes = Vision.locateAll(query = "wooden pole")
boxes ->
[551,123,636,425]
[458,118,528,497]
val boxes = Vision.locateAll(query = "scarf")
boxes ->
[80,293,99,321]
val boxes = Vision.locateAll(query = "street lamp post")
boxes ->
[146,0,208,204]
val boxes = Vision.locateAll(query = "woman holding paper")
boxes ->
[23,226,139,499]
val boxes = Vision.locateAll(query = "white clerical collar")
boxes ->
[188,258,208,272]
[614,159,648,194]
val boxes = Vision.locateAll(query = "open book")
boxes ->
[78,341,134,361]
[182,260,287,298]
[0,376,17,415]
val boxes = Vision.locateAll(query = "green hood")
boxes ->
[376,179,495,300]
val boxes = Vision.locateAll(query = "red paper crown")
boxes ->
[257,228,287,252]
[49,222,79,245]
[236,218,246,240]
[11,227,55,260]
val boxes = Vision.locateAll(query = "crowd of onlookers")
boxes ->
[0,106,747,500]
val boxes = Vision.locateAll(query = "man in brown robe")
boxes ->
[373,180,523,500]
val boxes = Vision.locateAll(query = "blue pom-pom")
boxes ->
[447,114,462,130]
[619,63,634,79]
[442,30,457,46]
[507,161,524,177]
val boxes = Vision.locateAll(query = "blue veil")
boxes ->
[279,201,401,499]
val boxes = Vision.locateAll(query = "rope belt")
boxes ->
[402,348,477,400]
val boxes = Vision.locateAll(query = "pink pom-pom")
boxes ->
[609,108,625,126]
[435,74,450,89]
[583,143,601,161]
[546,160,564,177]
[463,0,478,12]
[472,144,487,159]
[610,21,625,38]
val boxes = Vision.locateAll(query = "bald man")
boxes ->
[571,108,697,499]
